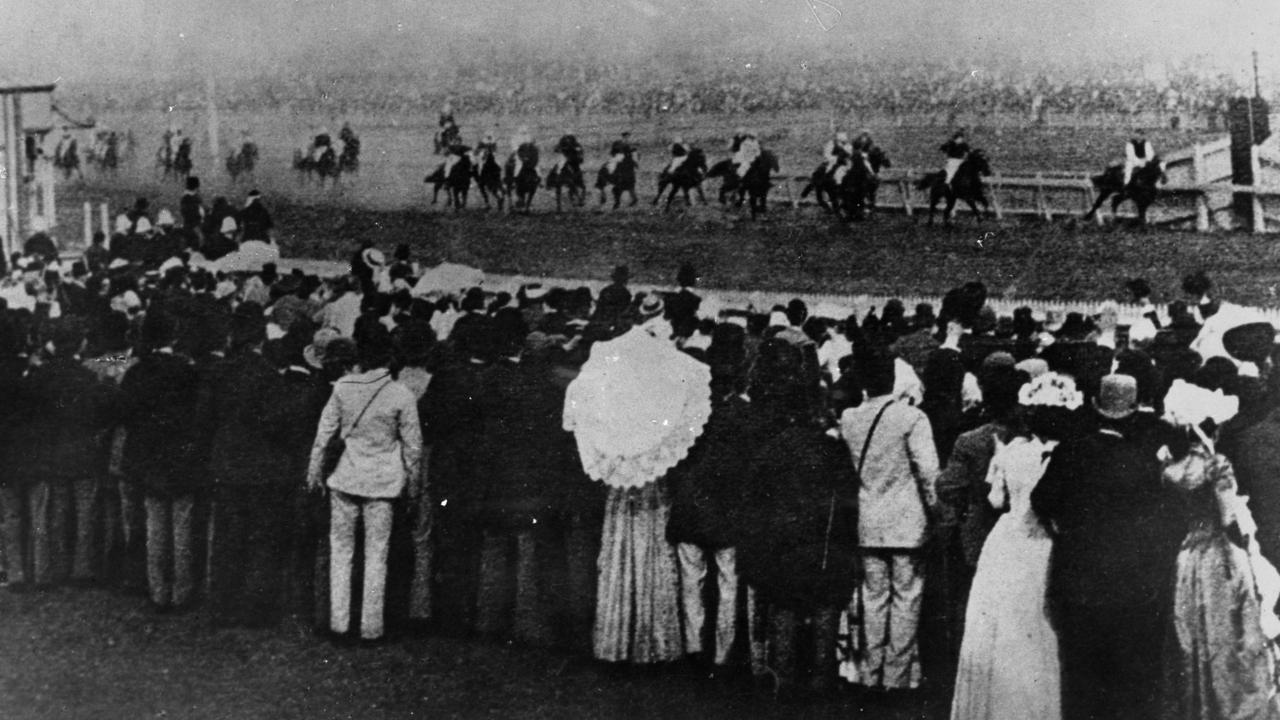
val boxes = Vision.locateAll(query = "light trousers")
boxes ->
[858,550,923,689]
[676,543,737,664]
[329,491,393,640]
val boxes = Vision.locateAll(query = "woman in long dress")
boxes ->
[951,372,1082,720]
[563,297,711,664]
[1160,379,1280,720]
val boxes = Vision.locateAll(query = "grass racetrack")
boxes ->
[53,109,1276,306]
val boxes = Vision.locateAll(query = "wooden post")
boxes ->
[205,70,220,165]
[99,202,109,239]
[83,201,92,246]
[1196,193,1211,232]
[1252,147,1266,233]
[990,179,1004,220]
[899,179,912,217]
[1192,141,1204,184]
[1035,173,1051,220]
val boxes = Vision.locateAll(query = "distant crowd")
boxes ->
[86,57,1245,124]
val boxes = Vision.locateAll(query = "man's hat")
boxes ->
[220,216,238,234]
[1223,321,1276,365]
[156,209,175,227]
[361,248,386,269]
[638,294,664,321]
[186,176,200,191]
[611,265,630,283]
[1094,374,1138,420]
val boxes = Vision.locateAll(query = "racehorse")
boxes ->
[225,141,259,183]
[916,149,993,225]
[471,146,506,210]
[595,155,638,209]
[505,152,541,212]
[424,150,474,209]
[294,145,340,187]
[653,148,708,210]
[545,138,587,212]
[708,150,779,218]
[1085,156,1166,226]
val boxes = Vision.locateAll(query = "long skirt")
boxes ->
[593,481,683,664]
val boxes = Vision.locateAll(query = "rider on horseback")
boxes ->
[512,126,538,177]
[940,129,970,187]
[55,127,76,166]
[731,129,761,179]
[666,136,691,174]
[823,131,852,171]
[312,127,332,162]
[607,132,635,173]
[1122,128,1155,187]
[554,134,584,171]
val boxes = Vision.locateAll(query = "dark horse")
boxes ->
[802,146,892,217]
[653,148,709,210]
[708,150,779,218]
[916,149,993,225]
[225,141,259,183]
[338,135,360,175]
[1085,157,1166,226]
[505,152,540,212]
[471,146,506,210]
[424,152,474,208]
[294,145,339,187]
[545,138,586,211]
[596,156,638,209]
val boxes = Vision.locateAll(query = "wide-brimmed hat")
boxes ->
[637,294,665,321]
[220,216,238,234]
[156,209,175,227]
[304,327,344,369]
[361,248,386,269]
[1094,373,1138,420]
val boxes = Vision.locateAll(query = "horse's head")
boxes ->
[688,148,707,170]
[1142,155,1167,185]
[966,149,992,176]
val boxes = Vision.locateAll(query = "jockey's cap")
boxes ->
[836,131,849,142]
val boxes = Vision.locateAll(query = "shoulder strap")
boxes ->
[857,400,896,476]
[343,377,391,440]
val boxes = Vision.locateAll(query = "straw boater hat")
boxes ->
[361,248,386,269]
[220,216,238,234]
[304,327,344,369]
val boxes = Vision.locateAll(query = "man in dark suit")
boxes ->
[1031,374,1184,720]
[196,302,292,627]
[665,262,702,338]
[238,190,274,243]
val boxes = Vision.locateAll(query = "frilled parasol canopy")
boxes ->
[563,325,711,489]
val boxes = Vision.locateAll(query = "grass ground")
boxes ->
[0,587,944,720]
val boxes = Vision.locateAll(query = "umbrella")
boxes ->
[563,325,712,488]
[412,262,485,297]
[212,240,280,274]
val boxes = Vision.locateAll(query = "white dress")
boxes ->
[951,436,1062,720]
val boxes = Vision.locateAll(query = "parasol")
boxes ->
[563,324,711,488]
[212,240,280,274]
[412,262,485,297]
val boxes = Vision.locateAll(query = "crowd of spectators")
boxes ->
[2,184,1280,714]
[83,53,1248,125]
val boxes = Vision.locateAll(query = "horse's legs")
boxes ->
[627,189,638,207]
[653,180,666,206]
[1086,189,1111,220]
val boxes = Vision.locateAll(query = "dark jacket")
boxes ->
[420,360,489,515]
[937,420,1008,567]
[8,357,117,485]
[666,394,760,548]
[194,349,292,487]
[238,200,274,241]
[1233,408,1280,566]
[120,351,202,496]
[735,420,859,612]
[1031,429,1184,608]
[475,358,579,527]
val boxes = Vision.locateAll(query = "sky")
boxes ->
[4,0,1280,88]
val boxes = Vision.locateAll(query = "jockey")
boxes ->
[55,128,75,165]
[169,128,185,159]
[512,126,538,177]
[666,136,691,174]
[607,132,635,173]
[1123,128,1155,186]
[477,132,499,158]
[439,103,456,130]
[312,127,332,162]
[823,131,851,167]
[443,140,467,175]
[732,131,761,179]
[554,134,584,170]
[940,129,969,187]
[339,122,356,145]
